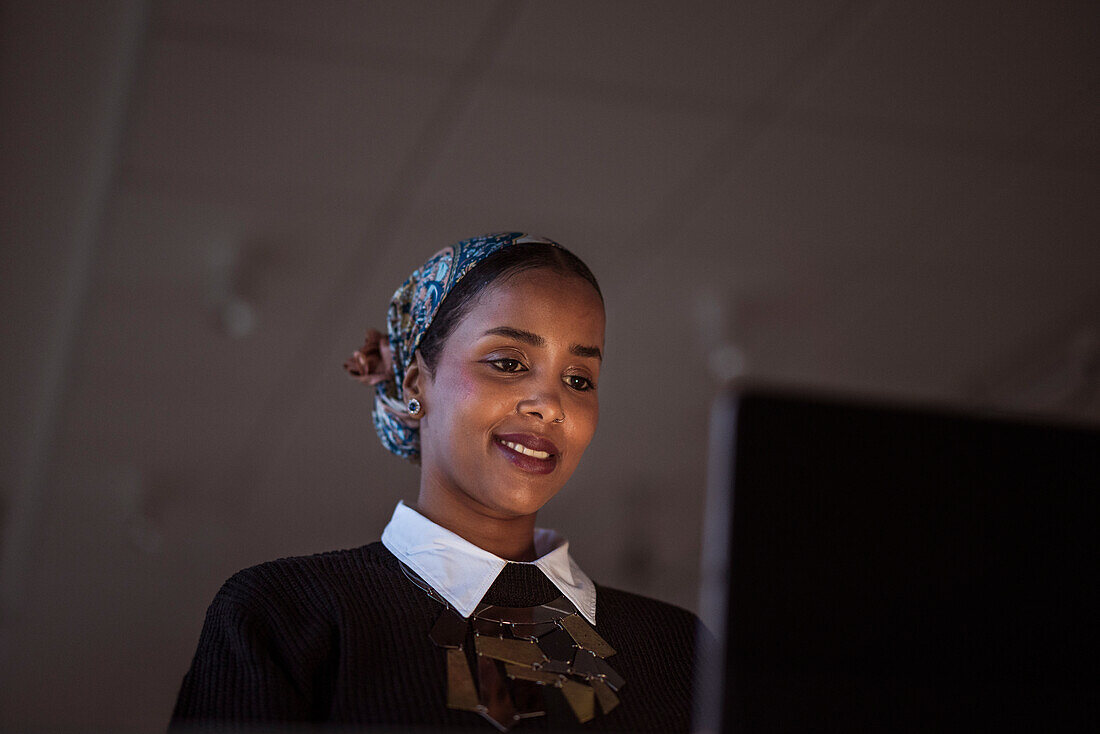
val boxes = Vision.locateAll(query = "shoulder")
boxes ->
[595,584,699,629]
[589,586,700,730]
[175,545,399,721]
[213,542,401,618]
[594,584,702,655]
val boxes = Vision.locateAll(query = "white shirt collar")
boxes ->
[381,501,598,624]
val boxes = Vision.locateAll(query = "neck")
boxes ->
[414,488,539,562]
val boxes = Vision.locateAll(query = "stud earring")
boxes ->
[407,398,423,417]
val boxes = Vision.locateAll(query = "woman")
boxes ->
[172,233,699,731]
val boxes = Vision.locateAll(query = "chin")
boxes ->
[480,485,559,519]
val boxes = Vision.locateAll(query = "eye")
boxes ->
[489,357,527,373]
[565,374,595,392]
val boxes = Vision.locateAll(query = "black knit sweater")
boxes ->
[171,542,698,731]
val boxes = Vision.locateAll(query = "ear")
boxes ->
[402,352,429,406]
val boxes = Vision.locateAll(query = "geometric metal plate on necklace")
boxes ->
[511,679,547,720]
[592,657,626,691]
[591,678,621,714]
[476,605,535,624]
[473,617,505,636]
[445,648,480,712]
[570,649,601,679]
[539,659,572,675]
[504,662,563,686]
[558,678,597,724]
[536,627,577,661]
[430,608,468,649]
[542,596,577,615]
[510,621,557,640]
[560,614,616,658]
[477,656,518,732]
[475,635,547,667]
[477,604,569,624]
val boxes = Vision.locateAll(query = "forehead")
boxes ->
[453,269,605,344]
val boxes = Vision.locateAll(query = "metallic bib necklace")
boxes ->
[401,563,625,731]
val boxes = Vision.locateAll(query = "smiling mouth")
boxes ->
[496,438,552,460]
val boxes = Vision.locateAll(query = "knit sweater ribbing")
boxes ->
[171,542,698,731]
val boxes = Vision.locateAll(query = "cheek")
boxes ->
[569,401,600,448]
[436,369,510,432]
[450,373,480,409]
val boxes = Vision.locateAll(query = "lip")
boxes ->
[494,433,560,455]
[493,432,560,475]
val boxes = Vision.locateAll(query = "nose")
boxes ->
[517,379,565,424]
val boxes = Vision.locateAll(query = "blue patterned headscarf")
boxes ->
[366,232,559,460]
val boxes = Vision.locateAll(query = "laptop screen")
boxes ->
[694,384,1099,732]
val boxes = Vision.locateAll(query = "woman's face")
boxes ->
[412,268,605,521]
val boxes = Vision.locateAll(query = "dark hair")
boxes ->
[417,243,602,374]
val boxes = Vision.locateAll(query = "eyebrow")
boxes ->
[482,326,602,361]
